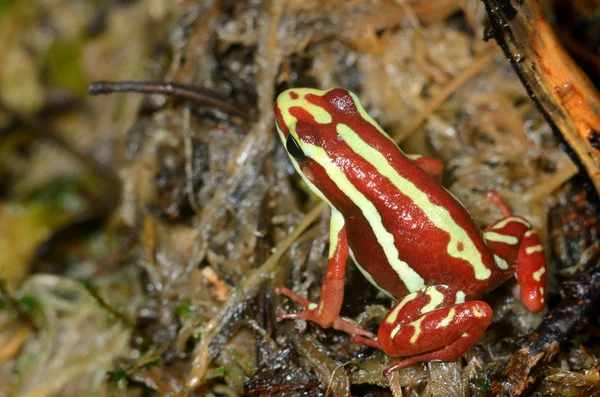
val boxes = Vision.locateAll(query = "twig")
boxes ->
[88,81,250,119]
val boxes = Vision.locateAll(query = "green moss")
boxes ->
[107,368,127,381]
[175,302,197,317]
[18,295,40,313]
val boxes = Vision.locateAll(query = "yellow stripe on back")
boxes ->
[336,123,491,281]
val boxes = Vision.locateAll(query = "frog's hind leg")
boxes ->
[484,190,547,313]
[353,285,492,375]
[276,209,377,340]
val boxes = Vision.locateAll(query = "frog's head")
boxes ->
[274,87,386,200]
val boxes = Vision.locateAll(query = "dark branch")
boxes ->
[88,80,250,119]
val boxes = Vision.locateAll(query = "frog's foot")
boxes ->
[484,190,547,313]
[276,285,377,340]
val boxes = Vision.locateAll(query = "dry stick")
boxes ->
[180,201,327,396]
[394,48,497,144]
[0,99,120,195]
[88,81,250,119]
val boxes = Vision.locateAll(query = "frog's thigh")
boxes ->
[378,285,492,367]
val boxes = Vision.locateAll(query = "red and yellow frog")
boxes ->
[274,88,547,374]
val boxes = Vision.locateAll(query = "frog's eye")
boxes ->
[286,135,307,161]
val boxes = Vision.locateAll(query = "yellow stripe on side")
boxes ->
[302,142,426,292]
[336,123,491,281]
[347,91,390,137]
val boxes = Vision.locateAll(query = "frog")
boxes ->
[274,88,547,374]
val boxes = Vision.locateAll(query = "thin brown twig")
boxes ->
[88,81,251,119]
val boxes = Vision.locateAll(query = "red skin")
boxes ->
[275,89,547,373]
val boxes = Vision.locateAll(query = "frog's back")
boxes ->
[275,88,498,299]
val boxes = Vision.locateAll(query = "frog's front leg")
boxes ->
[354,285,492,375]
[276,209,377,339]
[484,191,547,312]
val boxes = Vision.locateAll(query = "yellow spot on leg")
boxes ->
[484,231,518,245]
[533,266,546,282]
[386,294,417,324]
[494,254,509,270]
[526,245,543,254]
[439,308,456,328]
[422,287,445,313]
[409,317,425,344]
